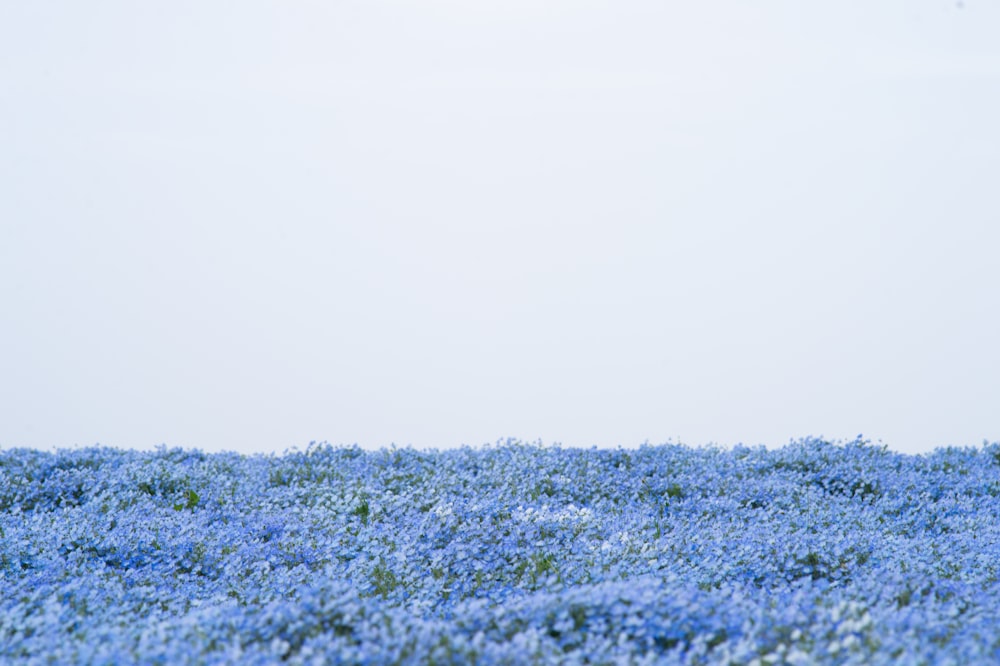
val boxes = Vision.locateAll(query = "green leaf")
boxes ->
[174,489,200,511]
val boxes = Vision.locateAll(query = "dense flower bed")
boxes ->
[3,437,1000,664]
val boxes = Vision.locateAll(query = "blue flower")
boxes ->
[4,437,1000,663]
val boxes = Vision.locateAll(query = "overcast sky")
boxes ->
[2,1,998,456]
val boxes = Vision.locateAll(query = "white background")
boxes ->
[2,1,998,455]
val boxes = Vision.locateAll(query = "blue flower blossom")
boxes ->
[2,437,1000,663]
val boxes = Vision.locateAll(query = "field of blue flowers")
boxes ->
[2,437,1000,664]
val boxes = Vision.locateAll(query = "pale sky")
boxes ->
[2,1,998,456]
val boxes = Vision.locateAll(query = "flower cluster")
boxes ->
[2,437,1000,663]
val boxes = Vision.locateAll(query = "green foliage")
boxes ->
[268,468,294,487]
[353,497,370,526]
[569,604,587,632]
[530,552,558,584]
[530,478,556,500]
[665,483,685,500]
[370,561,399,598]
[173,489,200,512]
